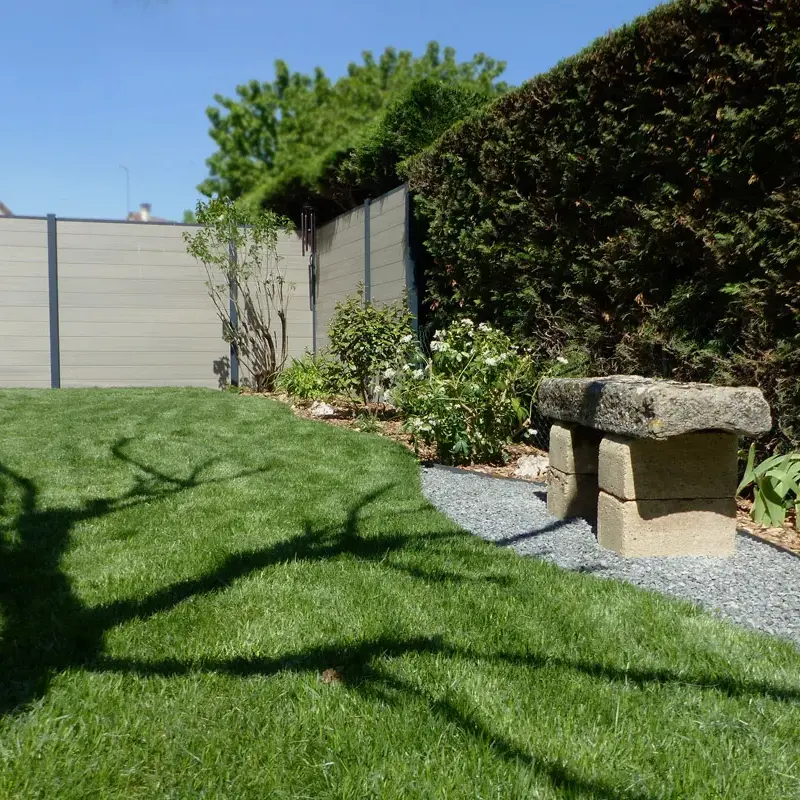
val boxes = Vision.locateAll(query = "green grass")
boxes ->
[0,389,798,799]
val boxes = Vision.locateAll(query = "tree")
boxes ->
[198,42,507,222]
[183,198,294,392]
[335,78,496,201]
[182,209,197,224]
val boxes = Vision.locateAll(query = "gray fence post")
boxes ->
[310,254,317,354]
[403,189,419,331]
[47,214,61,388]
[228,240,239,386]
[363,198,371,304]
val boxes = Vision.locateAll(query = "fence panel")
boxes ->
[369,186,410,306]
[0,218,50,387]
[0,216,312,388]
[57,221,228,388]
[313,184,414,352]
[314,205,367,352]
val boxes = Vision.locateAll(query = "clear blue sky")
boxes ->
[1,0,664,221]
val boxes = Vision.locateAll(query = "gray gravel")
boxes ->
[421,465,800,647]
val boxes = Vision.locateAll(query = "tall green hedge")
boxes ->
[409,0,800,449]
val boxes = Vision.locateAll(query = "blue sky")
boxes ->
[2,0,664,221]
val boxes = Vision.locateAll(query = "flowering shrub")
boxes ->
[328,287,415,404]
[393,319,537,464]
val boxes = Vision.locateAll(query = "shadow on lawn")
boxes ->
[2,449,799,800]
[0,438,272,717]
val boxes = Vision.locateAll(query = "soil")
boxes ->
[260,391,800,557]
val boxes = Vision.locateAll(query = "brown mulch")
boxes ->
[258,390,800,556]
[736,498,799,556]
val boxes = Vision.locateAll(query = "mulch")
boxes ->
[257,391,800,557]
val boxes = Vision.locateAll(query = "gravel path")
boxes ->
[421,465,800,647]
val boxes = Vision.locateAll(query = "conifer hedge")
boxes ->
[409,0,800,449]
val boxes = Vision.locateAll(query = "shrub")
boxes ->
[393,319,536,465]
[328,288,414,405]
[738,444,800,531]
[409,0,800,451]
[277,352,347,400]
[184,198,294,392]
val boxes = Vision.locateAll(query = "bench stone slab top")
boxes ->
[539,376,771,439]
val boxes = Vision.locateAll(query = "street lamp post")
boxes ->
[119,165,130,219]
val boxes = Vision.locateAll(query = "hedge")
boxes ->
[333,78,494,203]
[409,0,800,450]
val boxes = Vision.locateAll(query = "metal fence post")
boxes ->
[228,240,239,386]
[364,198,371,304]
[403,188,419,331]
[310,253,317,354]
[47,214,61,388]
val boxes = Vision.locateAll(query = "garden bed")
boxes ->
[270,391,547,478]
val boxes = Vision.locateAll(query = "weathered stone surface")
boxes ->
[597,491,736,557]
[549,422,602,475]
[514,454,549,480]
[599,433,738,500]
[547,467,598,520]
[309,401,337,418]
[539,376,771,439]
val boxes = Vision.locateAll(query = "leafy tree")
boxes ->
[183,198,294,392]
[199,42,507,222]
[182,209,197,224]
[334,78,495,201]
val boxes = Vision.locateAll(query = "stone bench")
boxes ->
[538,376,772,557]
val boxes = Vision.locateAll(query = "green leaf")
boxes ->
[736,444,757,495]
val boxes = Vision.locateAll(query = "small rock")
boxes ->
[514,454,550,480]
[320,668,343,685]
[309,401,337,418]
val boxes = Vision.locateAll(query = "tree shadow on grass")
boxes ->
[2,455,799,798]
[0,439,272,716]
[92,628,800,799]
[96,495,800,798]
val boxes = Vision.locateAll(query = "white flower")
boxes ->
[478,322,491,332]
[383,368,396,380]
[430,341,442,352]
[460,318,474,327]
[400,334,413,344]
[412,369,425,379]
[557,356,569,364]
[433,330,443,340]
[527,428,538,436]
[485,356,499,367]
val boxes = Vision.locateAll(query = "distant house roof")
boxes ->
[0,201,12,216]
[126,203,170,223]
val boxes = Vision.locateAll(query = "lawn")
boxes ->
[1,389,799,799]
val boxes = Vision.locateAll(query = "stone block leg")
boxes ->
[548,468,599,520]
[597,432,738,557]
[597,493,736,557]
[547,423,602,520]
